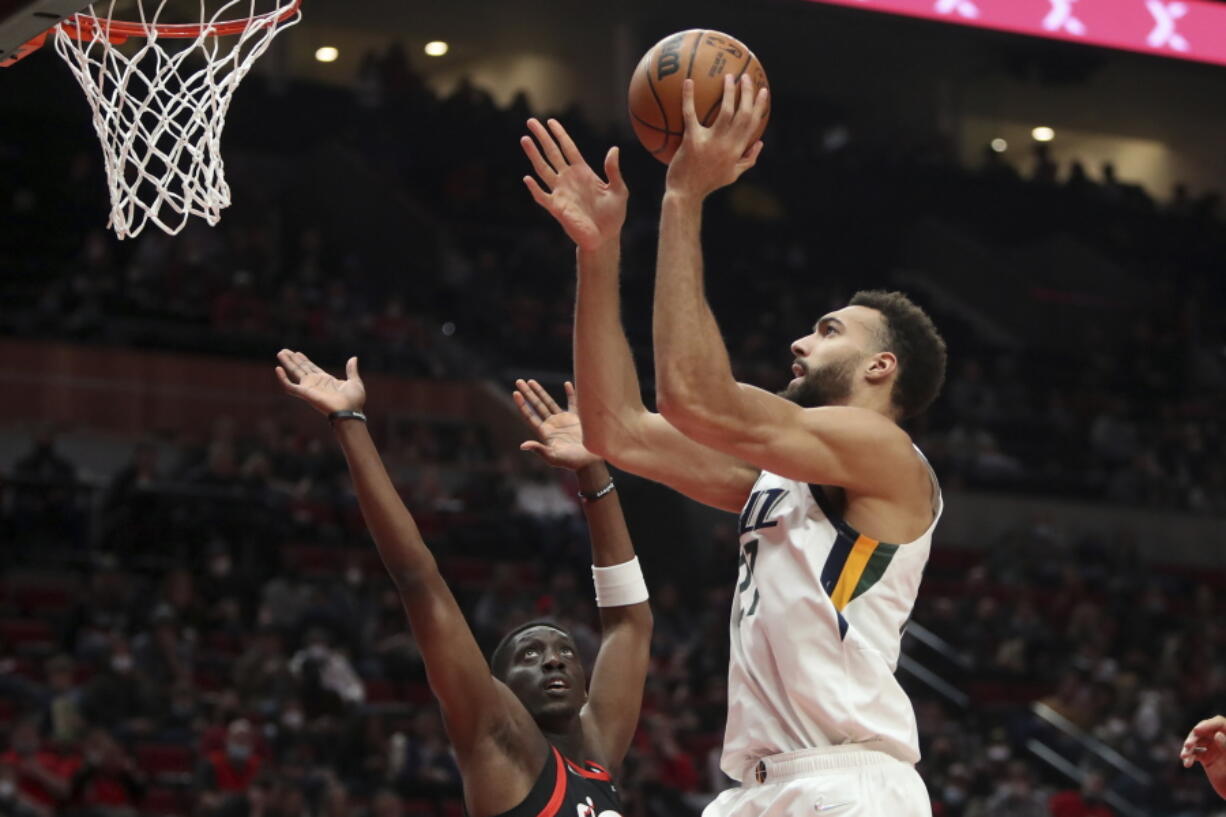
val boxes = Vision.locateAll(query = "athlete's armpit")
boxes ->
[593,410,758,513]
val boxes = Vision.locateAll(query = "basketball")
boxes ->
[627,29,770,164]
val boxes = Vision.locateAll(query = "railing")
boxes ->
[897,653,969,708]
[1031,701,1153,785]
[899,623,1160,816]
[1026,739,1147,817]
[898,621,970,708]
[905,621,973,670]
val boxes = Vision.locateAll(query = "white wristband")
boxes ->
[592,557,649,608]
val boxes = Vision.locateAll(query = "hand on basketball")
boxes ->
[667,74,767,198]
[275,349,366,416]
[1182,716,1226,798]
[521,118,628,252]
[513,379,601,471]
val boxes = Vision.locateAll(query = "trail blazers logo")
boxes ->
[1043,0,1086,36]
[1147,1,1190,52]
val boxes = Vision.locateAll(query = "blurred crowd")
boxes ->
[913,526,1226,817]
[1,415,1225,816]
[2,46,1225,513]
[1,43,1226,817]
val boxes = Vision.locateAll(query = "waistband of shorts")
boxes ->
[741,742,912,786]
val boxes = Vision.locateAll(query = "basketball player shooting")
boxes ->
[521,74,947,817]
[275,350,649,817]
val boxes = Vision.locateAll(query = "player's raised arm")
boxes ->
[650,76,924,496]
[512,379,650,771]
[274,351,522,765]
[521,117,758,512]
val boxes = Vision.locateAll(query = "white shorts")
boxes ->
[702,744,932,817]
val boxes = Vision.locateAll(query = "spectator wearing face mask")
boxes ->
[67,729,146,816]
[982,761,1047,817]
[80,643,152,737]
[196,719,262,817]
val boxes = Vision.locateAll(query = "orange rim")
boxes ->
[59,0,300,42]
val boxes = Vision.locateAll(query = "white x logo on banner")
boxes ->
[1146,0,1190,52]
[935,0,980,20]
[1042,0,1087,36]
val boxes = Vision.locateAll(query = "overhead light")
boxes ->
[1031,126,1055,142]
[990,138,1008,153]
[424,41,449,57]
[314,46,339,63]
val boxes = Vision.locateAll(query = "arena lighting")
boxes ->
[424,40,449,57]
[990,138,1008,152]
[314,46,339,63]
[800,0,1226,69]
[1032,126,1055,142]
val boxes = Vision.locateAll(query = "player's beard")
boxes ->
[780,356,858,408]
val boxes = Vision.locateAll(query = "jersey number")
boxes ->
[736,487,784,624]
[737,538,761,621]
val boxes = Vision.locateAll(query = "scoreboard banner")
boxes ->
[802,0,1226,68]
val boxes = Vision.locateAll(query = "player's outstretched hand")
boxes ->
[1182,715,1226,799]
[514,379,601,472]
[276,349,366,417]
[667,74,767,199]
[520,118,627,253]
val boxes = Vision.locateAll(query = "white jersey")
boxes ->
[721,454,942,781]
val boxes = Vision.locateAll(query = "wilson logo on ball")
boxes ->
[656,33,686,80]
[628,29,770,164]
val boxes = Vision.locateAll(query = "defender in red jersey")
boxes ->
[275,354,648,817]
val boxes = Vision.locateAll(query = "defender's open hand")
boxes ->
[514,379,600,471]
[521,118,628,252]
[276,349,366,417]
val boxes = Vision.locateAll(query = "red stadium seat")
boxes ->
[135,743,195,784]
[6,656,38,679]
[15,586,75,614]
[5,569,78,617]
[365,679,399,703]
[0,618,54,655]
[281,544,345,576]
[405,682,432,704]
[141,786,191,816]
[202,631,242,656]
[135,743,195,773]
[445,557,491,585]
[402,797,435,816]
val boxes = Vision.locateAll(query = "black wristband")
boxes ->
[578,478,615,502]
[328,410,367,424]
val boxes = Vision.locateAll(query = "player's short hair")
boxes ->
[849,290,947,420]
[489,619,570,681]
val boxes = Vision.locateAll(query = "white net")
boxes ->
[52,0,301,239]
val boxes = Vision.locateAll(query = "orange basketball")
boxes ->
[627,29,770,164]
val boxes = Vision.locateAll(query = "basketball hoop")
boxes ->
[45,1,302,239]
